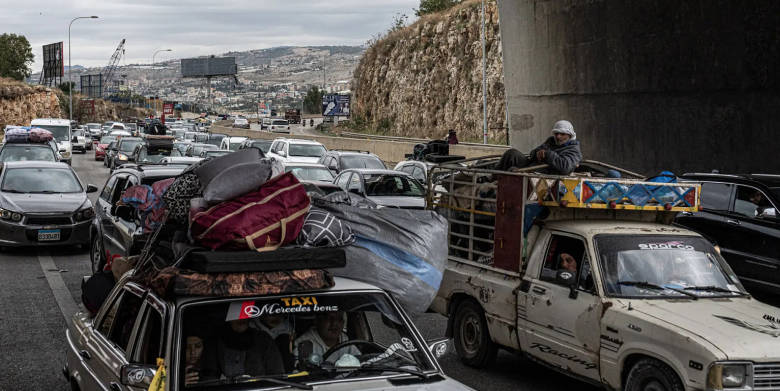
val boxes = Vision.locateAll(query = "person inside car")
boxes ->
[251,315,294,372]
[184,328,211,386]
[204,319,284,379]
[494,120,582,176]
[294,312,360,363]
[559,253,578,272]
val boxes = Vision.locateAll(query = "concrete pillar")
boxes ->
[497,0,780,174]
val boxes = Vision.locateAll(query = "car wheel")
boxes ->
[624,358,684,391]
[453,299,497,368]
[90,235,106,274]
[69,379,80,391]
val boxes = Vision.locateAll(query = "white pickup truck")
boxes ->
[427,159,780,391]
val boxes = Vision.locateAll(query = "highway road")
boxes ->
[248,117,324,136]
[4,151,780,391]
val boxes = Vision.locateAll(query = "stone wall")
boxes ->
[353,0,506,143]
[0,78,62,129]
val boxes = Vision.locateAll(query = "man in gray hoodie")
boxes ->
[495,120,582,175]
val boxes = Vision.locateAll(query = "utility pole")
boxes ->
[322,52,326,92]
[481,0,488,144]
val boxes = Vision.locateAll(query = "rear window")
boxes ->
[272,120,289,125]
[0,146,56,162]
[341,155,386,170]
[289,144,326,157]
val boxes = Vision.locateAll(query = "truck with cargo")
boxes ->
[285,108,301,124]
[428,158,780,391]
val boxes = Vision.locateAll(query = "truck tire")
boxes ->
[625,358,684,391]
[453,299,498,368]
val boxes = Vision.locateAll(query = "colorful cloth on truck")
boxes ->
[121,178,175,233]
[139,267,334,298]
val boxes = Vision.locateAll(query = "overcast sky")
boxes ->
[1,0,418,72]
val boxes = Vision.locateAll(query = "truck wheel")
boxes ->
[453,300,498,368]
[91,236,106,274]
[625,358,684,391]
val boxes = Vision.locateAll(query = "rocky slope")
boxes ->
[0,77,149,129]
[353,0,505,142]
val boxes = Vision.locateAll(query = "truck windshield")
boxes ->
[596,235,746,298]
[179,292,436,389]
[34,125,70,142]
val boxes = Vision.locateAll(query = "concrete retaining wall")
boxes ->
[210,124,509,165]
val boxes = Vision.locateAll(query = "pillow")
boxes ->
[203,162,273,204]
[195,147,263,190]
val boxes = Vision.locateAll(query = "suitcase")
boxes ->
[29,128,53,143]
[191,172,310,251]
[4,128,29,143]
[181,247,346,273]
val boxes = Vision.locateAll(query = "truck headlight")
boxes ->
[708,363,748,389]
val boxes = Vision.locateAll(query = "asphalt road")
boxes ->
[4,151,780,391]
[249,117,324,136]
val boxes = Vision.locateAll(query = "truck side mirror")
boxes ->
[556,270,579,300]
[71,136,78,142]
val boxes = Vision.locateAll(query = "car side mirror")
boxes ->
[758,206,777,220]
[328,164,338,171]
[71,136,78,142]
[120,364,157,388]
[556,269,579,299]
[114,205,135,222]
[278,150,287,157]
[86,184,98,193]
[426,338,451,360]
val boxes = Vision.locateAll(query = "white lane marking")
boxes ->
[38,251,79,321]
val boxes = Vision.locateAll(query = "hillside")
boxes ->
[352,0,505,143]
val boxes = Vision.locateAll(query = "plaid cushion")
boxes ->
[296,208,355,248]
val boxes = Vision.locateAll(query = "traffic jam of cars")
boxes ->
[2,116,780,391]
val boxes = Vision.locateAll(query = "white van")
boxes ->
[30,118,73,165]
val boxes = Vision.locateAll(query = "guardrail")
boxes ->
[339,132,510,149]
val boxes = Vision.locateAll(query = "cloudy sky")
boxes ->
[1,0,418,71]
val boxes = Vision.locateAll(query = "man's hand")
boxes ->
[536,149,546,162]
[185,367,199,386]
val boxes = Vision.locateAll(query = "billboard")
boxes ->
[181,57,237,77]
[39,42,64,86]
[322,95,351,117]
[163,103,174,116]
[80,100,95,116]
[80,74,103,98]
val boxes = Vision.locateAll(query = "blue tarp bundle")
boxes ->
[314,199,448,314]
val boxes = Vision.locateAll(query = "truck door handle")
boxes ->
[532,287,546,295]
[110,382,122,391]
[727,219,742,226]
[79,350,91,360]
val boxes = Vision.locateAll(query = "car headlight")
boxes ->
[74,207,95,221]
[708,363,748,389]
[118,154,128,161]
[0,209,21,222]
[61,151,71,158]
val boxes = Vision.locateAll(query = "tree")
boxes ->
[303,86,324,115]
[0,33,34,81]
[415,0,459,17]
[58,81,75,95]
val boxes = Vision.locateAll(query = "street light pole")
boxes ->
[68,15,98,121]
[152,49,172,118]
[481,0,488,144]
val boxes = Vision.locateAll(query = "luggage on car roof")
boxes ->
[181,247,346,274]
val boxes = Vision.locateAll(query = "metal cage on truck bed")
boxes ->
[426,158,701,274]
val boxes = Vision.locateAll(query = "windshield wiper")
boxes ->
[616,281,698,299]
[2,189,26,193]
[683,285,749,296]
[337,365,428,379]
[196,374,313,390]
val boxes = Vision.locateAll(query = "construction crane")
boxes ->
[102,39,125,97]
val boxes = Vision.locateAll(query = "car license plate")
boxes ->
[38,229,60,241]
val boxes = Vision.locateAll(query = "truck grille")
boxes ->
[754,363,780,390]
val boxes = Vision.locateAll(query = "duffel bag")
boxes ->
[191,172,310,251]
[29,128,53,143]
[5,127,29,143]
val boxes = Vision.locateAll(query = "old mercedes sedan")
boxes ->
[0,161,98,248]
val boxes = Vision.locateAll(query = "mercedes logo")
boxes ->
[243,306,260,317]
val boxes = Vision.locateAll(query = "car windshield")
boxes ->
[597,235,747,298]
[289,144,326,157]
[179,292,435,389]
[119,140,142,152]
[192,145,215,156]
[137,147,180,163]
[34,125,70,142]
[72,130,85,137]
[87,124,100,130]
[124,124,137,130]
[286,166,335,182]
[174,143,191,154]
[100,136,116,144]
[342,155,386,170]
[250,141,272,153]
[272,120,289,125]
[2,167,82,193]
[229,142,243,151]
[185,133,196,140]
[207,135,226,147]
[0,146,56,162]
[204,150,232,158]
[364,174,425,197]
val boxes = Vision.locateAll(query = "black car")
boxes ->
[91,164,187,273]
[109,137,144,171]
[238,138,273,155]
[674,173,780,292]
[317,150,386,175]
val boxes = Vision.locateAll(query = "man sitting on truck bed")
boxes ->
[495,120,582,175]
